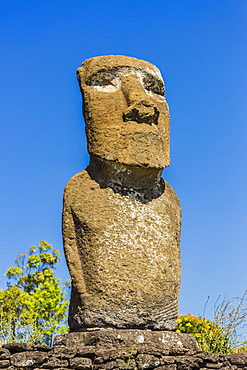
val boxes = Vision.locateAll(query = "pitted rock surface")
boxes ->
[54,330,199,353]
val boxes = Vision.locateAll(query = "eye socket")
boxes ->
[145,85,161,94]
[86,71,120,92]
[143,76,164,96]
[90,77,113,87]
[86,71,117,86]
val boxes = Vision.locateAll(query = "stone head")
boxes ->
[77,55,170,169]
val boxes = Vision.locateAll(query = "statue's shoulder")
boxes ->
[63,169,93,199]
[162,179,181,210]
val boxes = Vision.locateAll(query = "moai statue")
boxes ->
[62,55,181,332]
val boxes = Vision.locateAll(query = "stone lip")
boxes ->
[54,329,199,353]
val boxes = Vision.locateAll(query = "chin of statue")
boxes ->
[87,132,169,169]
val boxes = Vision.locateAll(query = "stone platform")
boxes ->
[1,329,247,369]
[54,328,199,353]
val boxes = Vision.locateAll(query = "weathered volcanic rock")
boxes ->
[54,329,199,354]
[63,55,181,331]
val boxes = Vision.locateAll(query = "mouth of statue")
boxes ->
[123,120,161,133]
[131,120,158,126]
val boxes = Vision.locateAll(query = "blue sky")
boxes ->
[1,0,247,321]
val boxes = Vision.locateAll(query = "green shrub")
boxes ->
[177,314,229,353]
[0,241,69,345]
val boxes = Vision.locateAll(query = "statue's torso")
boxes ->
[63,169,181,330]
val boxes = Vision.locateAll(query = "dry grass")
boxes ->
[213,289,247,351]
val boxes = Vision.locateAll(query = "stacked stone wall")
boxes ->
[1,329,247,370]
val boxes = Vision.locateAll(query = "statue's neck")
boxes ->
[87,155,165,203]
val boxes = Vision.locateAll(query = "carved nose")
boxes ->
[121,75,160,125]
[123,100,159,125]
